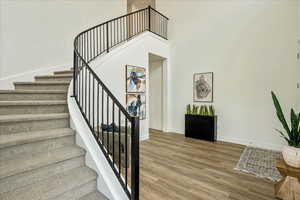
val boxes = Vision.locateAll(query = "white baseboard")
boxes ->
[140,134,149,141]
[166,128,283,151]
[0,64,70,90]
[217,136,283,151]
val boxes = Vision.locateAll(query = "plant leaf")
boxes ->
[271,91,291,140]
[275,129,291,144]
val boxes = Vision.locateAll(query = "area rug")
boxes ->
[234,146,282,182]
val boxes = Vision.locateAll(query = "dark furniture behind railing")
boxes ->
[72,6,168,200]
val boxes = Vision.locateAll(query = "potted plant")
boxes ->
[185,104,217,142]
[271,91,300,168]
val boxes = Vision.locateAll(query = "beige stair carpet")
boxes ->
[0,69,108,200]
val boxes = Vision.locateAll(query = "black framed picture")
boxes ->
[193,72,213,102]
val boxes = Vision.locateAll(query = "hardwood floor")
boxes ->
[138,131,276,200]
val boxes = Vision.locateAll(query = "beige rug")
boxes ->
[234,146,282,182]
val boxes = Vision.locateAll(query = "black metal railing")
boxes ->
[72,6,168,200]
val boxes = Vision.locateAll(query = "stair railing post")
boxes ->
[148,6,151,31]
[131,116,140,200]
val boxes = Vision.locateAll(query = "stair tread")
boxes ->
[0,90,67,94]
[0,100,66,106]
[14,81,70,85]
[0,146,85,180]
[79,191,109,200]
[0,166,96,200]
[0,128,74,149]
[0,113,69,123]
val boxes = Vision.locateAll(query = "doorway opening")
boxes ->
[149,53,166,133]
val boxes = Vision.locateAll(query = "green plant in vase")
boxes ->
[271,91,300,168]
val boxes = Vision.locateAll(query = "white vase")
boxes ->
[282,146,300,168]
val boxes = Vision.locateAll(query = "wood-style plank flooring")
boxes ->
[139,131,276,200]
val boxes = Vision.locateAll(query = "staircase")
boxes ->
[0,69,108,200]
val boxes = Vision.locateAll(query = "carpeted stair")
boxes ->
[0,69,108,200]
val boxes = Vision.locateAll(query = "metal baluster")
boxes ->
[97,83,100,140]
[107,95,109,153]
[88,70,91,124]
[85,67,87,115]
[73,51,76,97]
[148,6,151,31]
[93,77,95,134]
[93,29,95,59]
[102,88,104,144]
[106,23,109,52]
[125,118,128,186]
[112,103,115,163]
[118,109,121,174]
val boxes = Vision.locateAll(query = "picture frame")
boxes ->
[126,93,146,120]
[126,65,146,93]
[193,72,213,102]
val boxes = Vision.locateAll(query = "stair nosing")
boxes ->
[14,81,70,85]
[0,100,67,106]
[35,75,73,78]
[0,113,69,123]
[0,90,67,94]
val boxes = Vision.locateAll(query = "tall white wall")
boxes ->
[0,0,126,79]
[298,0,300,37]
[157,0,300,150]
[149,60,163,130]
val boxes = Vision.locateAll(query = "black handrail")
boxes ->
[72,6,168,200]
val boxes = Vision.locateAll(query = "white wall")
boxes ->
[157,0,300,150]
[0,0,126,79]
[149,60,163,130]
[91,32,170,140]
[298,0,300,37]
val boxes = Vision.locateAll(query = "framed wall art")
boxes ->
[193,72,213,102]
[126,93,146,120]
[126,65,146,93]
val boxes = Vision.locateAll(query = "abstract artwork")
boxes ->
[126,65,146,93]
[193,72,213,102]
[126,93,146,120]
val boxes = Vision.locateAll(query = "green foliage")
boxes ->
[192,105,199,115]
[209,105,215,116]
[186,104,215,116]
[271,91,300,148]
[187,104,191,114]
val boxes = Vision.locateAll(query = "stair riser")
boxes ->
[0,118,69,135]
[35,77,72,82]
[0,135,75,161]
[0,104,68,115]
[53,180,97,200]
[0,93,67,101]
[0,156,85,194]
[15,84,69,91]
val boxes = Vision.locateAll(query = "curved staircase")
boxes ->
[0,69,108,200]
[0,6,168,200]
